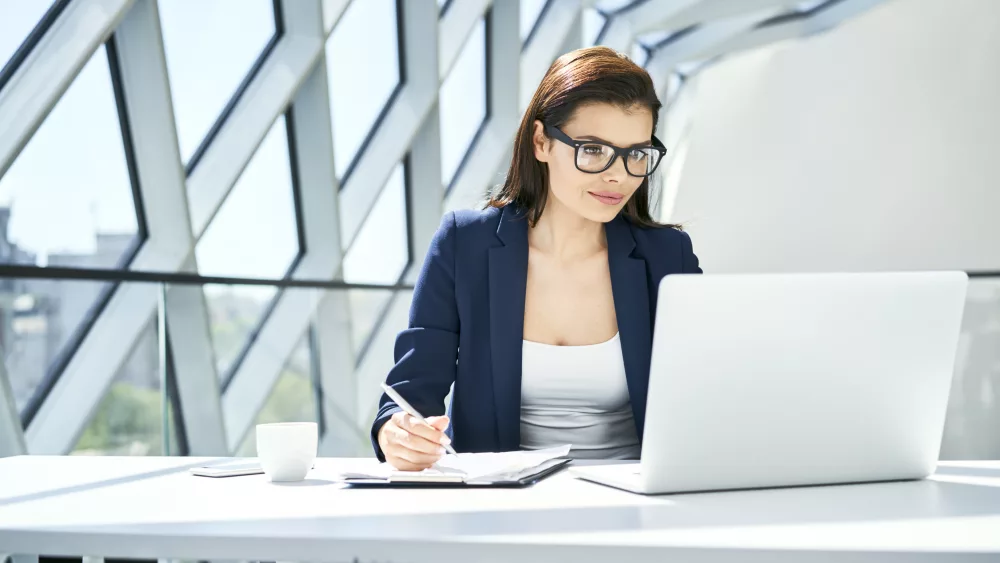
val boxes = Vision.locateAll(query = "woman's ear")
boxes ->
[532,120,550,163]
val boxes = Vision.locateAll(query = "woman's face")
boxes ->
[533,102,654,223]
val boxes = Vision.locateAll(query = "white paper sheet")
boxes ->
[339,445,571,482]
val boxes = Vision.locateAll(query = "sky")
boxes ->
[0,0,495,285]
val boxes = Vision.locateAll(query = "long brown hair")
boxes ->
[487,46,674,228]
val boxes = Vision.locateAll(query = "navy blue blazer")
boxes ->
[371,204,702,461]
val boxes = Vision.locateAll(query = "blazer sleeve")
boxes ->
[681,230,702,274]
[370,211,461,461]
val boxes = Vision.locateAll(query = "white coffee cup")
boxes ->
[256,422,318,482]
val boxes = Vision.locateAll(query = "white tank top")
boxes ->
[520,332,641,460]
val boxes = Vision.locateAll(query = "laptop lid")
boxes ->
[640,272,968,493]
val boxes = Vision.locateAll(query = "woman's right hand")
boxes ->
[378,412,452,471]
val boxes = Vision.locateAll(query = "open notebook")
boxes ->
[340,445,571,486]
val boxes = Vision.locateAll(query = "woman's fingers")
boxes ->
[394,412,452,447]
[390,423,444,456]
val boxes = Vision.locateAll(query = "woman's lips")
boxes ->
[588,191,624,205]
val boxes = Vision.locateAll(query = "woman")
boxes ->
[372,46,702,470]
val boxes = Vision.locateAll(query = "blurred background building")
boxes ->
[0,0,996,460]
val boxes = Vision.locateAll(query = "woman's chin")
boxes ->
[578,200,625,223]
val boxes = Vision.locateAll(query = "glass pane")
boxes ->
[583,9,607,46]
[520,0,548,42]
[795,1,828,11]
[235,331,317,456]
[940,278,1000,460]
[196,115,299,376]
[73,317,167,456]
[158,0,276,164]
[203,284,276,378]
[636,30,674,48]
[0,45,141,414]
[2,279,111,413]
[342,162,408,353]
[630,43,650,67]
[594,0,640,13]
[0,46,139,268]
[439,18,487,187]
[0,0,56,76]
[326,0,400,180]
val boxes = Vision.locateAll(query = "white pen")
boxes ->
[380,382,458,455]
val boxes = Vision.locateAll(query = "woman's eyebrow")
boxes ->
[576,134,652,147]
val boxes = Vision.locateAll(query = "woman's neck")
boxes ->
[528,195,606,261]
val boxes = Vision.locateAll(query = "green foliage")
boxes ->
[74,382,163,456]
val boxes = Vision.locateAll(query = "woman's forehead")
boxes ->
[561,103,653,146]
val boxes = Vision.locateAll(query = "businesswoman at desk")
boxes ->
[373,46,702,470]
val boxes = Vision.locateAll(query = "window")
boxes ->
[0,44,143,414]
[195,115,300,378]
[72,317,180,456]
[439,18,487,189]
[0,0,60,84]
[342,162,409,355]
[235,330,318,456]
[583,9,608,46]
[326,0,402,182]
[594,0,642,13]
[520,0,549,44]
[630,43,651,67]
[158,0,278,167]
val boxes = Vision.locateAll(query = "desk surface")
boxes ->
[0,456,998,562]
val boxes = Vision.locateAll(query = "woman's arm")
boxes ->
[371,211,460,461]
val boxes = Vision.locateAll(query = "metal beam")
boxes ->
[700,0,887,61]
[322,0,352,36]
[629,0,800,36]
[407,106,444,269]
[187,36,324,238]
[598,0,701,52]
[222,0,351,452]
[314,292,365,456]
[438,0,492,81]
[338,0,439,252]
[23,0,205,454]
[355,290,413,432]
[110,0,228,455]
[164,275,228,455]
[446,0,519,212]
[519,0,583,112]
[645,8,786,98]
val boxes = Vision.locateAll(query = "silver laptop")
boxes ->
[572,272,968,494]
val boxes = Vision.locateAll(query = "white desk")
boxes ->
[0,456,998,562]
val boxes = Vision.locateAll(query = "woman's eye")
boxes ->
[582,145,605,156]
[629,149,648,161]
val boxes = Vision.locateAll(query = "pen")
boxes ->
[380,382,458,455]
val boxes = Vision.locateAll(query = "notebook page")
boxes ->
[338,445,571,481]
[432,445,571,480]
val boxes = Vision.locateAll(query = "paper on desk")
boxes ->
[339,445,571,482]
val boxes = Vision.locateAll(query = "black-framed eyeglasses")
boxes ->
[544,123,667,178]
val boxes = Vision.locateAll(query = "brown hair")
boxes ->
[487,46,674,229]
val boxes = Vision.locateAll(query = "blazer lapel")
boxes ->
[605,215,652,440]
[488,205,529,451]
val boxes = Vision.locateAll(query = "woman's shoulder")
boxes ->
[429,206,503,256]
[626,220,692,248]
[450,205,502,231]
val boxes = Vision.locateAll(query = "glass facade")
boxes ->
[0,0,994,465]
